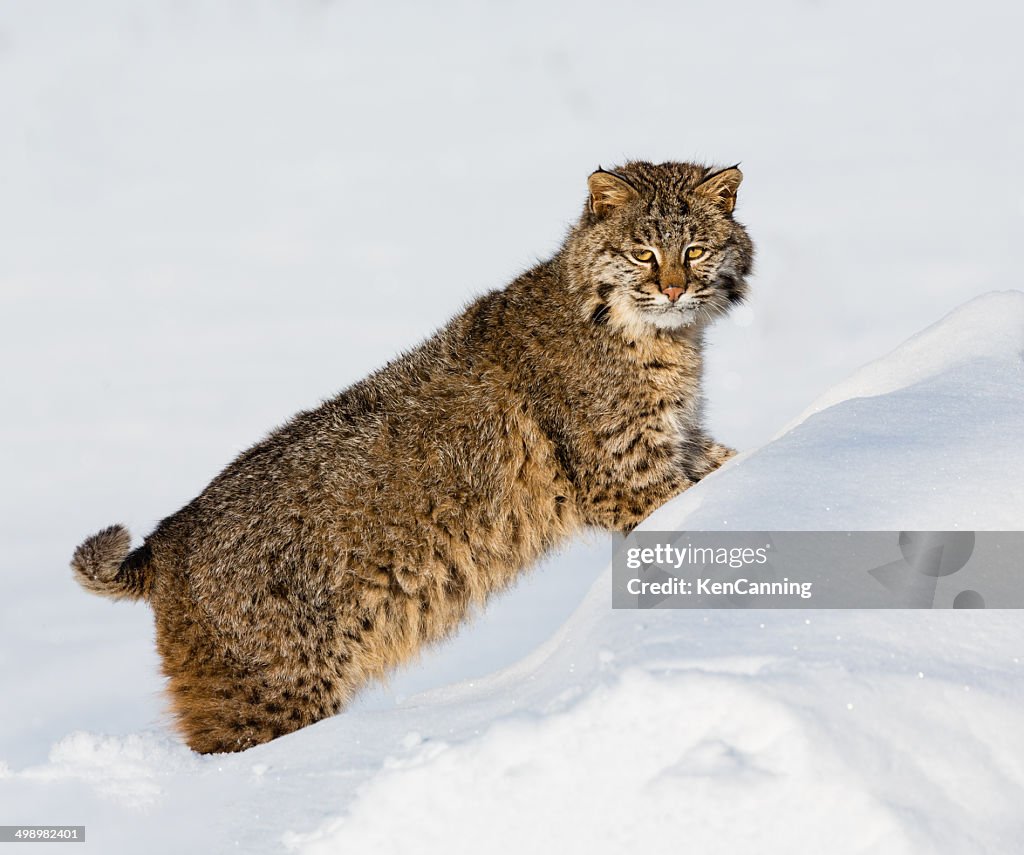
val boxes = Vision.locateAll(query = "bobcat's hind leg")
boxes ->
[158,621,350,753]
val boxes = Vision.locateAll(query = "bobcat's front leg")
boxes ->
[580,439,737,534]
[699,441,737,474]
[622,440,735,528]
[579,469,697,534]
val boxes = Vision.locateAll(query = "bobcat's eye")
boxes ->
[686,246,706,261]
[631,249,655,263]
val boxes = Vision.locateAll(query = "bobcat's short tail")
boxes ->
[71,525,153,601]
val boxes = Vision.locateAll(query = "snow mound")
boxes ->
[291,669,916,854]
[5,294,1024,855]
[292,656,1024,855]
[784,290,1024,430]
[286,297,1024,854]
[646,290,1024,531]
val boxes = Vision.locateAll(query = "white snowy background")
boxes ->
[2,1,1023,852]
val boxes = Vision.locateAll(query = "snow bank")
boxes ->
[283,297,1024,855]
[4,294,1024,854]
[647,291,1024,531]
[782,291,1024,431]
[4,1,1023,850]
[293,652,1024,855]
[3,276,1023,853]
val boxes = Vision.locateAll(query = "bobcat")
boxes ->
[72,160,754,753]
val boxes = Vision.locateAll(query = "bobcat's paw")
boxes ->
[706,442,737,468]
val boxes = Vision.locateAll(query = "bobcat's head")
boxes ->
[565,161,754,335]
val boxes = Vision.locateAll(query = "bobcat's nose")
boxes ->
[662,287,685,303]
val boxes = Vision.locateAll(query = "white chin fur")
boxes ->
[605,291,707,336]
[642,306,700,330]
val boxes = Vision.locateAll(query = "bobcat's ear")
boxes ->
[694,166,743,214]
[587,169,639,218]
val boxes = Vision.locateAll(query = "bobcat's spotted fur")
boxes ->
[72,161,754,753]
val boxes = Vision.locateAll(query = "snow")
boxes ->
[779,291,1024,438]
[6,303,1023,855]
[647,291,1024,532]
[284,294,1024,855]
[3,1,1024,852]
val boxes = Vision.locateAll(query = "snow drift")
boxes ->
[287,292,1024,855]
[4,293,1024,854]
[5,1,1024,850]
[648,289,1024,531]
